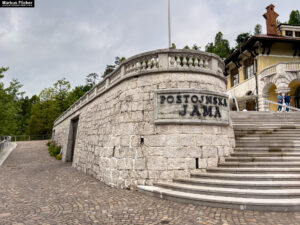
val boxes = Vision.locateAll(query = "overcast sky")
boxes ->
[0,0,298,97]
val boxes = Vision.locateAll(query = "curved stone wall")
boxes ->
[53,49,235,188]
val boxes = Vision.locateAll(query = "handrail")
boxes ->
[10,134,51,142]
[53,48,225,126]
[232,95,240,111]
[264,99,300,111]
[0,136,11,152]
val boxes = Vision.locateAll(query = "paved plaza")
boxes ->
[0,141,300,225]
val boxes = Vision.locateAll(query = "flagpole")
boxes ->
[168,0,171,48]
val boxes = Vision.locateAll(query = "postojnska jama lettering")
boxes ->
[52,5,300,211]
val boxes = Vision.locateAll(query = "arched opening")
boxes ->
[267,84,277,111]
[289,80,300,108]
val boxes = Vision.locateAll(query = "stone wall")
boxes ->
[53,49,235,189]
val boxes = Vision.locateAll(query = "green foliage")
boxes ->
[235,32,251,49]
[0,68,23,136]
[26,98,60,135]
[170,43,176,49]
[0,67,8,79]
[56,154,62,160]
[67,84,92,105]
[26,78,91,135]
[192,44,200,50]
[102,65,116,78]
[254,24,262,35]
[205,32,231,59]
[53,78,71,113]
[102,56,126,78]
[288,10,300,25]
[184,45,190,49]
[47,141,61,158]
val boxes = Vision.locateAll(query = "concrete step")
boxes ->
[233,123,300,125]
[218,162,300,167]
[233,126,298,130]
[236,139,300,143]
[236,142,300,148]
[225,156,300,162]
[231,152,300,157]
[237,137,300,141]
[138,112,300,211]
[174,177,300,189]
[191,172,300,181]
[153,181,300,198]
[235,130,300,135]
[138,185,300,211]
[234,147,300,152]
[207,167,300,174]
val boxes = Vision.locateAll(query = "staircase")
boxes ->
[138,112,300,211]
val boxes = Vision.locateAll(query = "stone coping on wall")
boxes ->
[54,49,226,126]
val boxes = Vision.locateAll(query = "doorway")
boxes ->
[246,100,256,111]
[295,86,300,109]
[66,117,79,162]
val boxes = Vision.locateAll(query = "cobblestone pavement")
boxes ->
[1,141,300,225]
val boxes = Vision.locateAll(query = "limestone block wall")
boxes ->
[53,49,235,189]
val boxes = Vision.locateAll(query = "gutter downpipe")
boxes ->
[254,58,259,111]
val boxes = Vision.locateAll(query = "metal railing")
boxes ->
[264,99,300,111]
[10,134,51,142]
[0,136,11,152]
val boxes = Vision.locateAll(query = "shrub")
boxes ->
[46,141,51,147]
[55,154,62,160]
[47,141,61,159]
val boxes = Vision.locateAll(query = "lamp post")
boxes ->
[168,0,171,48]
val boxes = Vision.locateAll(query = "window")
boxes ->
[243,58,254,80]
[230,68,239,87]
[286,30,293,37]
[247,64,254,78]
[233,74,239,86]
[296,32,300,37]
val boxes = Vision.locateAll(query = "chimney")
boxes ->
[263,4,279,35]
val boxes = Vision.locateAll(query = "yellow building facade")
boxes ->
[225,5,300,111]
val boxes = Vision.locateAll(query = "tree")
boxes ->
[0,68,23,135]
[192,44,200,50]
[235,32,251,49]
[53,78,71,113]
[205,32,231,59]
[67,84,92,105]
[0,67,8,79]
[254,24,262,35]
[26,78,71,135]
[86,73,99,87]
[288,10,300,25]
[16,95,38,135]
[102,65,116,78]
[102,56,126,78]
[26,97,60,135]
[26,76,93,135]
